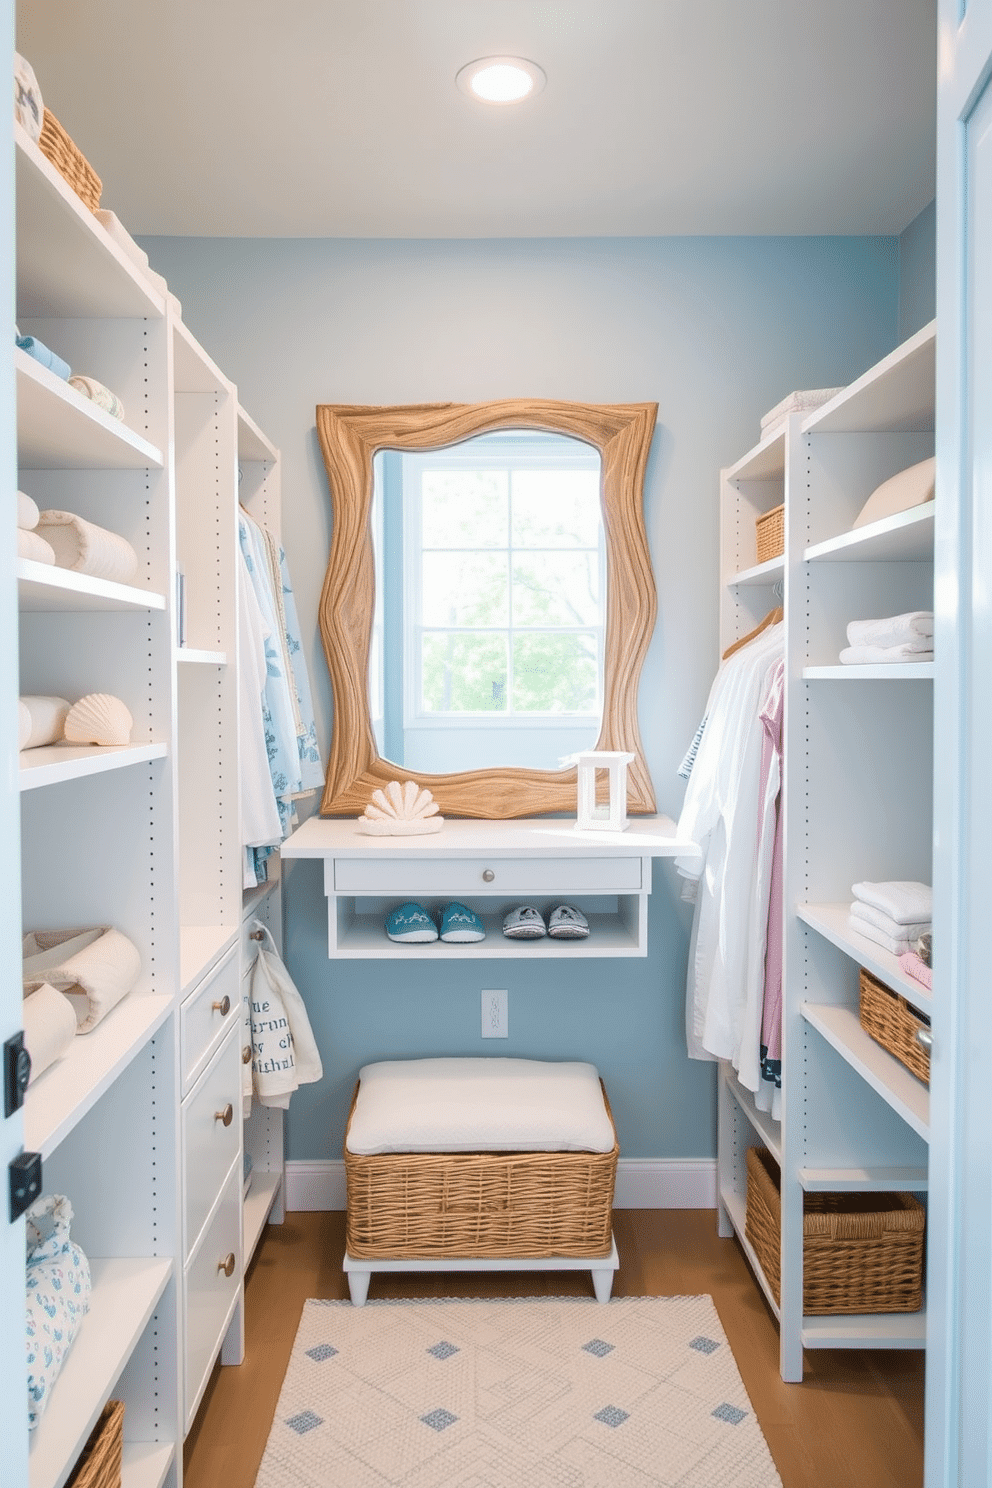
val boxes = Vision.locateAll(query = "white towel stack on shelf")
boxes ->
[17,491,56,565]
[839,611,933,665]
[849,879,932,956]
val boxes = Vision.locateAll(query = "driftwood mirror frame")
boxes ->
[315,398,659,819]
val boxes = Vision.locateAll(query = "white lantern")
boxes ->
[575,750,636,832]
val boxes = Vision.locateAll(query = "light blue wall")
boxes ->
[899,200,936,339]
[141,233,900,1161]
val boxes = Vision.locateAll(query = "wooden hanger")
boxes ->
[722,605,783,661]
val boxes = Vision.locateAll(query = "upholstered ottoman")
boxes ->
[343,1057,620,1305]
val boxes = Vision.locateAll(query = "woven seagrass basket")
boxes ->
[745,1146,924,1315]
[39,108,102,212]
[66,1399,124,1488]
[859,966,931,1084]
[344,1080,618,1261]
[755,504,785,564]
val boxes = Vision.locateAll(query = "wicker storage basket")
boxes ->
[744,1146,924,1315]
[39,108,102,212]
[755,504,785,564]
[66,1400,124,1488]
[859,966,931,1084]
[344,1081,618,1260]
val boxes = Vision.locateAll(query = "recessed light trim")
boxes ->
[456,56,546,105]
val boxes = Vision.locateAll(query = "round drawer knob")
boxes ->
[212,995,231,1016]
[482,868,495,882]
[215,1103,234,1127]
[218,1252,236,1278]
[242,1045,252,1065]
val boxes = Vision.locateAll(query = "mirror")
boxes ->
[315,399,658,819]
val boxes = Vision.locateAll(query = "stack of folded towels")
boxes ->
[840,610,933,665]
[850,878,932,961]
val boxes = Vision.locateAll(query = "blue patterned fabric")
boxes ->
[25,1196,91,1430]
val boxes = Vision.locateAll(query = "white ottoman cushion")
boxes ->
[347,1057,615,1155]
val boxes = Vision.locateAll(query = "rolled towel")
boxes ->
[23,925,141,1034]
[68,375,125,421]
[899,951,933,992]
[18,528,56,566]
[18,491,40,530]
[16,334,70,381]
[846,611,934,649]
[22,983,77,1083]
[852,879,933,925]
[850,901,931,942]
[840,642,933,664]
[18,702,31,750]
[37,510,139,586]
[847,914,915,956]
[18,696,70,750]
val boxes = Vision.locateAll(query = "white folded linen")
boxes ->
[847,915,915,956]
[18,696,70,750]
[22,983,77,1083]
[849,900,931,942]
[852,879,933,925]
[18,491,40,530]
[37,510,139,585]
[846,611,934,649]
[840,643,933,664]
[22,925,141,1034]
[18,528,56,565]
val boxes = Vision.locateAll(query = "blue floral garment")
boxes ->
[276,541,323,793]
[25,1195,91,1429]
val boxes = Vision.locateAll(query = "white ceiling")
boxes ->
[18,0,936,239]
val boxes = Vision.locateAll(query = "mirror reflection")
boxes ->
[369,430,604,773]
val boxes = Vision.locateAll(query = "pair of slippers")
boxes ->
[502,904,589,940]
[385,901,485,944]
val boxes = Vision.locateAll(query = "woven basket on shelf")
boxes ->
[66,1400,124,1488]
[755,504,785,564]
[859,966,931,1085]
[744,1146,925,1315]
[344,1081,618,1261]
[38,108,102,212]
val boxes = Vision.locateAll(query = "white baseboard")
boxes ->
[284,1158,717,1213]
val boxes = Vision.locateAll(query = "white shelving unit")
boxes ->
[716,321,935,1383]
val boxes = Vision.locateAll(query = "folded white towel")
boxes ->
[852,879,933,925]
[18,528,56,565]
[846,612,934,649]
[849,901,931,942]
[22,983,77,1084]
[37,510,139,586]
[19,696,70,750]
[847,914,915,957]
[18,491,40,530]
[23,925,141,1035]
[840,643,933,665]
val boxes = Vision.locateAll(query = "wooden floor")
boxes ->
[184,1209,925,1488]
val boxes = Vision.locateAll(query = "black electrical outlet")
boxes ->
[9,1150,42,1221]
[3,1032,31,1118]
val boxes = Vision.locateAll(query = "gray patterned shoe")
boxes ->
[548,904,590,939]
[502,905,547,939]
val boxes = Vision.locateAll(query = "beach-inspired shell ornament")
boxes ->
[356,780,444,835]
[63,693,133,747]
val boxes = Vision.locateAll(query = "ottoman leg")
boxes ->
[348,1268,371,1306]
[591,1265,614,1304]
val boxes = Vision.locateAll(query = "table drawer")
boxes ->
[182,1025,242,1259]
[181,945,240,1096]
[333,855,643,895]
[184,1163,242,1426]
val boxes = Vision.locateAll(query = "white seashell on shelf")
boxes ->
[356,780,444,835]
[63,693,133,747]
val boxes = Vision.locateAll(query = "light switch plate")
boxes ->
[481,989,508,1037]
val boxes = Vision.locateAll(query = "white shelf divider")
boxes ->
[19,742,169,792]
[800,1166,928,1192]
[175,648,227,667]
[728,554,785,588]
[17,560,167,614]
[724,1071,781,1160]
[798,902,932,1014]
[803,663,934,681]
[800,1311,927,1350]
[120,1443,176,1488]
[801,319,936,435]
[244,1172,283,1267]
[805,501,935,564]
[16,350,164,470]
[801,1002,930,1141]
[720,1184,781,1322]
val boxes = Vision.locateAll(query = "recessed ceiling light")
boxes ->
[456,56,546,105]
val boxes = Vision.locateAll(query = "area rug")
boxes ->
[254,1295,783,1487]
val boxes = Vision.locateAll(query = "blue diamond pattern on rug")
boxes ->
[690,1335,720,1354]
[713,1402,748,1425]
[305,1343,338,1362]
[582,1338,615,1357]
[594,1405,630,1428]
[421,1408,458,1432]
[285,1409,323,1435]
[426,1341,459,1360]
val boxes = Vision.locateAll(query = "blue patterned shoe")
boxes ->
[385,902,438,943]
[439,902,486,942]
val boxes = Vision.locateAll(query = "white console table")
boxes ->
[281,814,697,959]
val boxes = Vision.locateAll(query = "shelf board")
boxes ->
[24,990,174,1160]
[800,1310,926,1350]
[244,1172,283,1267]
[797,903,932,1015]
[804,501,934,564]
[172,318,230,395]
[723,428,786,482]
[176,647,228,666]
[19,742,169,791]
[121,1442,176,1488]
[17,350,164,470]
[727,554,785,589]
[803,663,934,681]
[799,1166,928,1192]
[18,559,167,614]
[803,320,935,435]
[238,406,278,463]
[802,1002,930,1141]
[724,1069,781,1161]
[15,124,164,320]
[720,1185,781,1322]
[29,1257,173,1488]
[335,908,641,958]
[180,925,238,997]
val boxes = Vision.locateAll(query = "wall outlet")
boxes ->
[481,989,508,1038]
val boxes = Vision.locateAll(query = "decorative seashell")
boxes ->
[63,693,133,747]
[356,780,444,835]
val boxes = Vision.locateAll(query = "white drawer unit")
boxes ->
[333,854,643,895]
[182,1022,243,1259]
[180,944,240,1097]
[183,1162,243,1429]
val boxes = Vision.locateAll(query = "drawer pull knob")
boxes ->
[482,868,495,882]
[212,995,231,1016]
[242,1045,252,1065]
[215,1103,234,1127]
[218,1252,236,1278]
[916,1027,933,1052]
